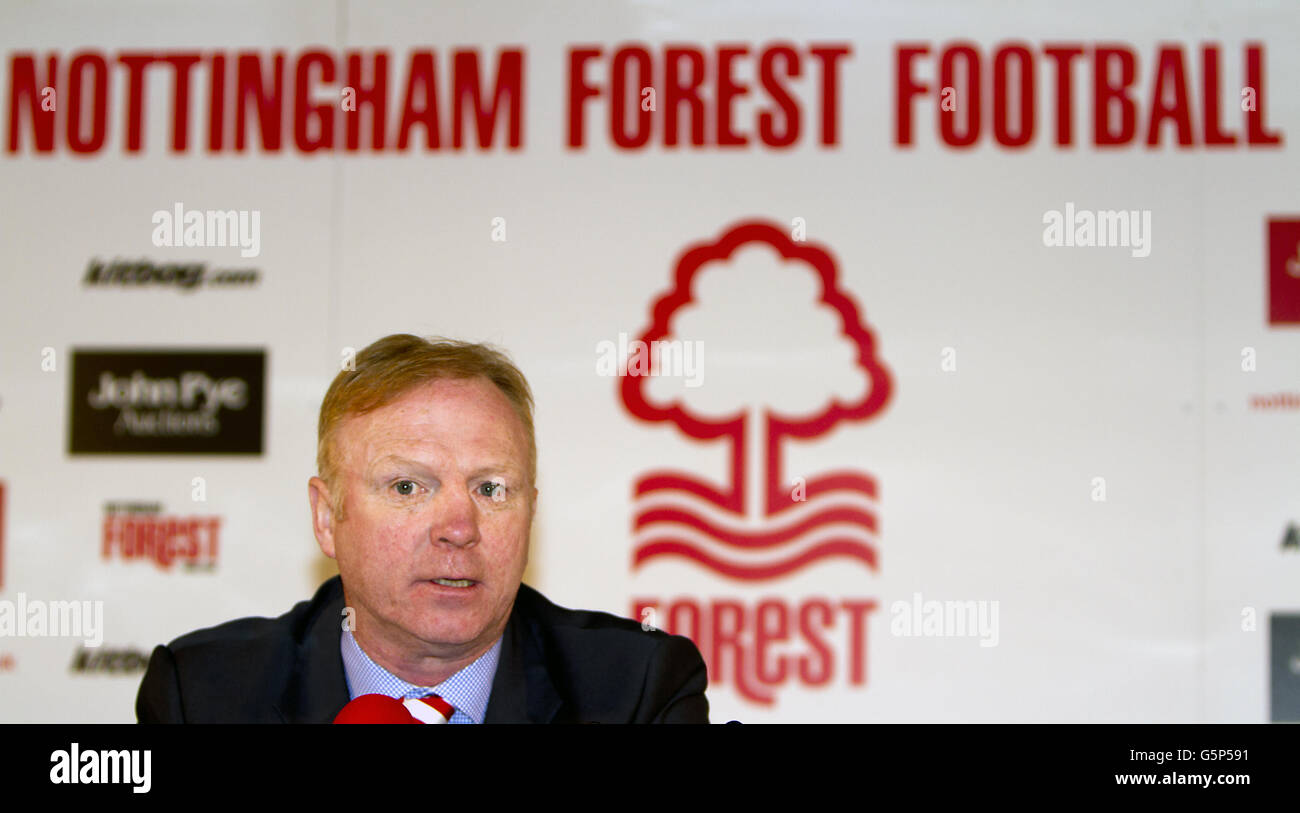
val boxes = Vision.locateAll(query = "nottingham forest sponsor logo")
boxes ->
[102,502,220,571]
[68,349,265,454]
[623,220,891,705]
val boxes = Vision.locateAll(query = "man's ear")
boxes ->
[308,476,338,559]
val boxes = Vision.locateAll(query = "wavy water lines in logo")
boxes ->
[621,221,892,580]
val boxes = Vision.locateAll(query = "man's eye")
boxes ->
[479,482,505,499]
[393,480,418,496]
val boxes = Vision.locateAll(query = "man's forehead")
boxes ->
[351,377,514,422]
[336,378,527,462]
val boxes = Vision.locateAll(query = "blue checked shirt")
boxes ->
[340,628,501,724]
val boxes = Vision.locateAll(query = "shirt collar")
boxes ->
[340,628,501,724]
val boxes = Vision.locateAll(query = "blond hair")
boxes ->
[317,334,535,517]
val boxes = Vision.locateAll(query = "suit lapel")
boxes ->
[273,577,351,723]
[484,591,562,723]
[269,578,561,723]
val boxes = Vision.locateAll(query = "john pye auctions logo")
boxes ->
[69,350,265,454]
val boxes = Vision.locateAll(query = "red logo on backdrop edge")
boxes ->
[0,480,6,591]
[619,221,892,706]
[1268,218,1300,325]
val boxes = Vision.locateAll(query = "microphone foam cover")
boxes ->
[333,693,420,724]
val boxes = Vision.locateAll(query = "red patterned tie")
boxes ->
[402,694,455,724]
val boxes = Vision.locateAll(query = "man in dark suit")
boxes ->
[136,334,708,723]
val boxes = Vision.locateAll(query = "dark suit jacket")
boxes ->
[136,577,709,723]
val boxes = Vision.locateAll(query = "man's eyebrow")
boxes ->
[366,456,521,480]
[366,455,438,476]
[466,463,522,480]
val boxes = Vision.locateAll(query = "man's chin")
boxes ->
[404,616,496,653]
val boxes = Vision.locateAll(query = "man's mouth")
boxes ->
[430,578,475,588]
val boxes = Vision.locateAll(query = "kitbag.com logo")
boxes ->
[623,221,892,705]
[83,257,259,291]
[68,349,265,454]
[70,644,151,675]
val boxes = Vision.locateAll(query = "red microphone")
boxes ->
[333,694,420,724]
[333,693,456,724]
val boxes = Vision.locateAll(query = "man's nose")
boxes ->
[430,485,479,548]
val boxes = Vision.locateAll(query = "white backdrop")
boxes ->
[0,0,1297,723]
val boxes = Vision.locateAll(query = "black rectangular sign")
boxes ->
[68,349,265,455]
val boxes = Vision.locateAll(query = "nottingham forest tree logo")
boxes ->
[620,221,892,580]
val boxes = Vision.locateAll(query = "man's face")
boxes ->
[310,377,536,663]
